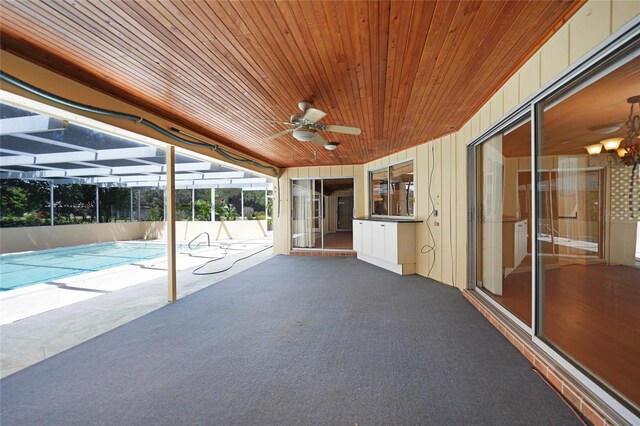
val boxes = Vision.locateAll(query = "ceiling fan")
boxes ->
[265,102,361,150]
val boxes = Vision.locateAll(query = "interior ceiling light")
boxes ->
[324,142,339,151]
[585,96,640,172]
[589,123,623,134]
[600,137,623,151]
[617,95,640,167]
[292,128,316,142]
[585,144,603,155]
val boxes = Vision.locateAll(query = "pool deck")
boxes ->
[0,237,274,378]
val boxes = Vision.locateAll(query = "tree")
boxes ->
[139,189,164,221]
[99,187,131,222]
[0,179,50,218]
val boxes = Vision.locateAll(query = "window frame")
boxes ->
[369,158,415,219]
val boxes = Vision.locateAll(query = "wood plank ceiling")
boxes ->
[0,0,584,168]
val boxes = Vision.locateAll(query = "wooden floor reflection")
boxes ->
[484,261,640,409]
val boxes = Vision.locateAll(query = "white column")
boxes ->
[95,187,100,223]
[166,146,177,302]
[211,187,216,222]
[50,182,54,226]
[192,188,195,222]
[130,189,134,222]
[241,189,245,220]
[163,188,167,221]
[137,190,141,221]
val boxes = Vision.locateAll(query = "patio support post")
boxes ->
[211,187,215,222]
[241,189,244,220]
[49,181,54,226]
[137,190,141,221]
[130,188,133,222]
[192,187,195,222]
[265,189,268,222]
[95,186,99,223]
[166,145,177,302]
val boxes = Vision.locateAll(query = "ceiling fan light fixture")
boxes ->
[292,128,316,141]
[600,137,623,151]
[324,142,339,150]
[585,143,603,155]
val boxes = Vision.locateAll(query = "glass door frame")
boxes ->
[468,111,534,334]
[466,20,639,422]
[290,177,355,252]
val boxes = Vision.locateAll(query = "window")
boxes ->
[536,56,639,409]
[370,160,414,217]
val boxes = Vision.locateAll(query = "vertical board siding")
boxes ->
[503,74,520,114]
[540,26,570,85]
[518,53,541,103]
[569,1,612,63]
[612,0,640,32]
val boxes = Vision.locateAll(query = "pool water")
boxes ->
[0,242,174,291]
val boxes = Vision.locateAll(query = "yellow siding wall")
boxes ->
[360,130,467,288]
[274,0,638,289]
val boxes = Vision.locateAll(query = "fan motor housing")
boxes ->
[292,128,316,141]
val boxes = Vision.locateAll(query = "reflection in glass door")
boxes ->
[291,178,354,250]
[475,120,533,326]
[292,179,318,249]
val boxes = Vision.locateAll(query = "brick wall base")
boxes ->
[462,289,630,426]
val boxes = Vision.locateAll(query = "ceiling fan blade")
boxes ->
[302,108,327,123]
[323,124,361,135]
[311,132,327,147]
[265,128,294,140]
[252,119,293,125]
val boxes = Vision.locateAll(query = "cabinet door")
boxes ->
[361,221,372,255]
[371,222,386,259]
[353,220,362,252]
[384,223,399,263]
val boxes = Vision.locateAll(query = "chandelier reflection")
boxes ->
[619,95,640,167]
[585,95,640,168]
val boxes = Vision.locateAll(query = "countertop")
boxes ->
[354,217,423,223]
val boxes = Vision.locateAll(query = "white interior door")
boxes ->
[481,135,504,295]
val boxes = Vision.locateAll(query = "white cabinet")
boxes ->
[353,220,372,256]
[352,219,418,275]
[371,222,387,259]
[502,219,528,277]
[515,219,527,267]
[353,220,362,252]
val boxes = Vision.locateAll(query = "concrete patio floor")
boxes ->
[0,237,274,378]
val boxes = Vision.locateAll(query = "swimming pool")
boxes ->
[0,241,175,291]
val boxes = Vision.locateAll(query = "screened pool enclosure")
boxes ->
[0,99,273,234]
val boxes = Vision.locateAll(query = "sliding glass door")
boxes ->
[291,178,354,250]
[476,120,532,326]
[291,179,320,249]
[536,56,639,409]
[471,53,640,412]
